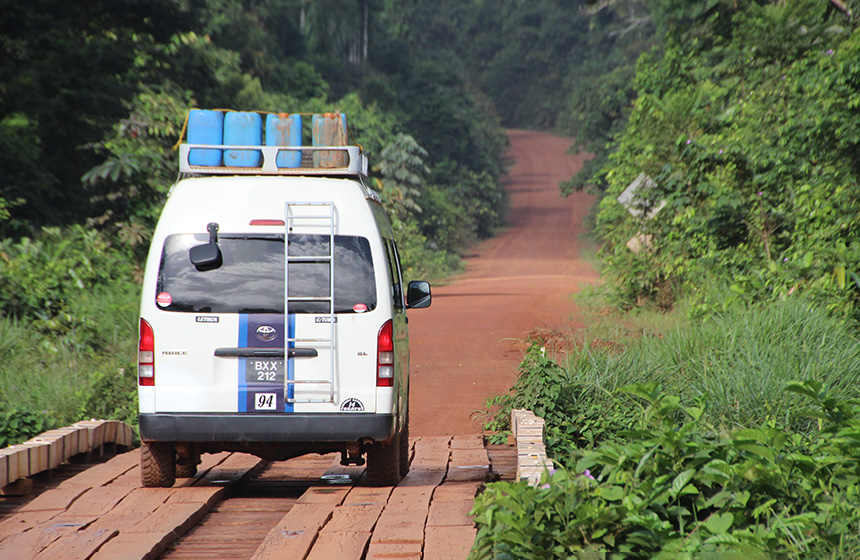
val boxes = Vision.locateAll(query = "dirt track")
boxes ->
[409,129,599,436]
[0,129,599,560]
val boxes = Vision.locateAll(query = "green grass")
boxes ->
[0,281,140,444]
[566,297,860,430]
[484,295,860,454]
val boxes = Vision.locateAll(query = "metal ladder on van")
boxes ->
[284,201,336,405]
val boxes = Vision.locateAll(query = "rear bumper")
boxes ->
[139,412,395,444]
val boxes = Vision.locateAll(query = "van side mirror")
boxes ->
[406,281,431,309]
[189,222,223,271]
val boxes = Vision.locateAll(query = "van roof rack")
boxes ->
[178,144,369,179]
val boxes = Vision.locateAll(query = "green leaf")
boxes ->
[704,512,733,534]
[670,469,696,498]
[733,442,774,462]
[596,485,625,501]
[734,428,768,443]
[734,490,750,507]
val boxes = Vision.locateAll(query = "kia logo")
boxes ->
[255,325,277,342]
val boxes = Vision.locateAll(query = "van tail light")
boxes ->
[377,320,394,387]
[139,318,155,386]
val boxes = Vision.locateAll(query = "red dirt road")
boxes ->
[408,129,599,436]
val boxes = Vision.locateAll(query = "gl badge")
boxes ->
[255,325,277,342]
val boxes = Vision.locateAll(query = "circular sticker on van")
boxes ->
[340,398,365,412]
[353,303,368,313]
[156,292,172,307]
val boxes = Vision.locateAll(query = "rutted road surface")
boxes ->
[0,130,596,559]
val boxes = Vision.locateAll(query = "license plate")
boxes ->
[245,359,284,384]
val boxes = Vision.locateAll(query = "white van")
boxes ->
[137,122,431,487]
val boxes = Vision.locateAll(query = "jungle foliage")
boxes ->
[475,298,860,558]
[0,0,509,441]
[0,0,508,268]
[442,0,860,315]
[589,0,860,313]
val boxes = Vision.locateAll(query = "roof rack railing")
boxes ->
[178,144,369,178]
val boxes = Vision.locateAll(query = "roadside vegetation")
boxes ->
[0,1,507,445]
[466,0,860,557]
[3,0,860,556]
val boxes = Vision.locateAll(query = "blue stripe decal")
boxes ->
[285,314,295,413]
[238,314,249,412]
[237,314,290,414]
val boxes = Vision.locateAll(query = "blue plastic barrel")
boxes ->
[312,113,348,168]
[265,113,302,168]
[223,112,263,167]
[187,110,223,167]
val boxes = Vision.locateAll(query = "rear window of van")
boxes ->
[155,233,377,314]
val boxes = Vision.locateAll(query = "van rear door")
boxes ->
[150,231,379,414]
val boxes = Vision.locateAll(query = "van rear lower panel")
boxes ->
[139,412,395,443]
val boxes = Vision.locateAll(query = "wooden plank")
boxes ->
[26,432,65,469]
[430,481,481,503]
[408,437,450,471]
[37,526,119,560]
[400,468,445,488]
[73,420,106,450]
[65,486,131,516]
[423,526,476,560]
[19,442,51,474]
[319,503,385,534]
[250,503,335,560]
[164,486,227,509]
[366,541,422,560]
[19,486,90,513]
[0,450,7,488]
[450,434,484,450]
[4,446,30,481]
[297,487,351,505]
[306,530,371,560]
[86,488,174,533]
[446,446,489,482]
[0,510,61,543]
[56,451,138,490]
[50,428,80,461]
[426,499,475,527]
[90,531,175,560]
[0,521,75,558]
[368,460,443,558]
[121,502,208,536]
[105,466,142,489]
[196,452,265,484]
[342,486,391,506]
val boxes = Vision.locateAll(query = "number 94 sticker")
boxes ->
[255,393,277,411]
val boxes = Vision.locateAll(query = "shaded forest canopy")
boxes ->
[0,0,508,272]
[2,0,860,315]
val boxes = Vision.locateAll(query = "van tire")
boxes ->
[399,417,410,477]
[141,441,176,488]
[176,462,197,478]
[366,433,401,487]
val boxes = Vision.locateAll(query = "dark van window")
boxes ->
[156,234,376,314]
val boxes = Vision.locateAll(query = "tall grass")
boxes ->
[0,281,140,442]
[484,296,860,456]
[565,298,860,430]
